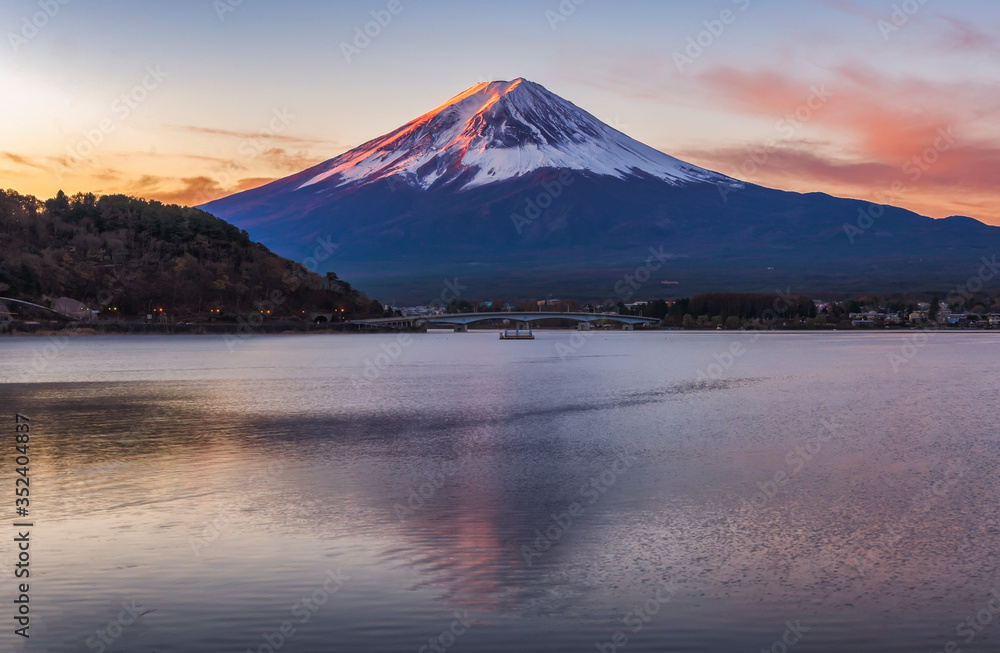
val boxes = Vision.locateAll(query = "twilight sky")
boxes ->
[2,0,999,223]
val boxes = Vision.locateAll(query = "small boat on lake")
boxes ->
[499,329,534,340]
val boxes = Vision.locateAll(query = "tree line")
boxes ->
[0,189,385,320]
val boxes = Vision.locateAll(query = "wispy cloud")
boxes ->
[936,13,1000,53]
[171,124,342,148]
[2,152,44,169]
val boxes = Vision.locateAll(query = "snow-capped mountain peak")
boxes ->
[297,78,735,191]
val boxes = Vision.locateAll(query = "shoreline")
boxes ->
[0,323,365,337]
[2,325,998,337]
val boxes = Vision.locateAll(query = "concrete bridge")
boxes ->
[352,311,660,332]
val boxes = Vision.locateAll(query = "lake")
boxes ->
[1,331,999,652]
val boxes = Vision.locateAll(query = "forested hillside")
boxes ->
[0,189,383,319]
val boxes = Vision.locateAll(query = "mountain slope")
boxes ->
[200,79,1000,302]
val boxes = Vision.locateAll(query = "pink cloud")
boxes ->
[684,64,1000,224]
[936,14,1000,53]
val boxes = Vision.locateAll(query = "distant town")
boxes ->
[8,291,996,335]
[387,295,1000,330]
[0,284,1000,333]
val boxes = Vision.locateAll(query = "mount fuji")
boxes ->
[200,78,1000,302]
[292,78,734,193]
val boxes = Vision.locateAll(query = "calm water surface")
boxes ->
[1,331,999,652]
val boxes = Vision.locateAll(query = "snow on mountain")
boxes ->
[298,78,739,192]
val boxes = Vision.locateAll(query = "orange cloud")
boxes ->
[2,152,43,169]
[683,64,1000,224]
[254,148,323,172]
[117,175,276,207]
